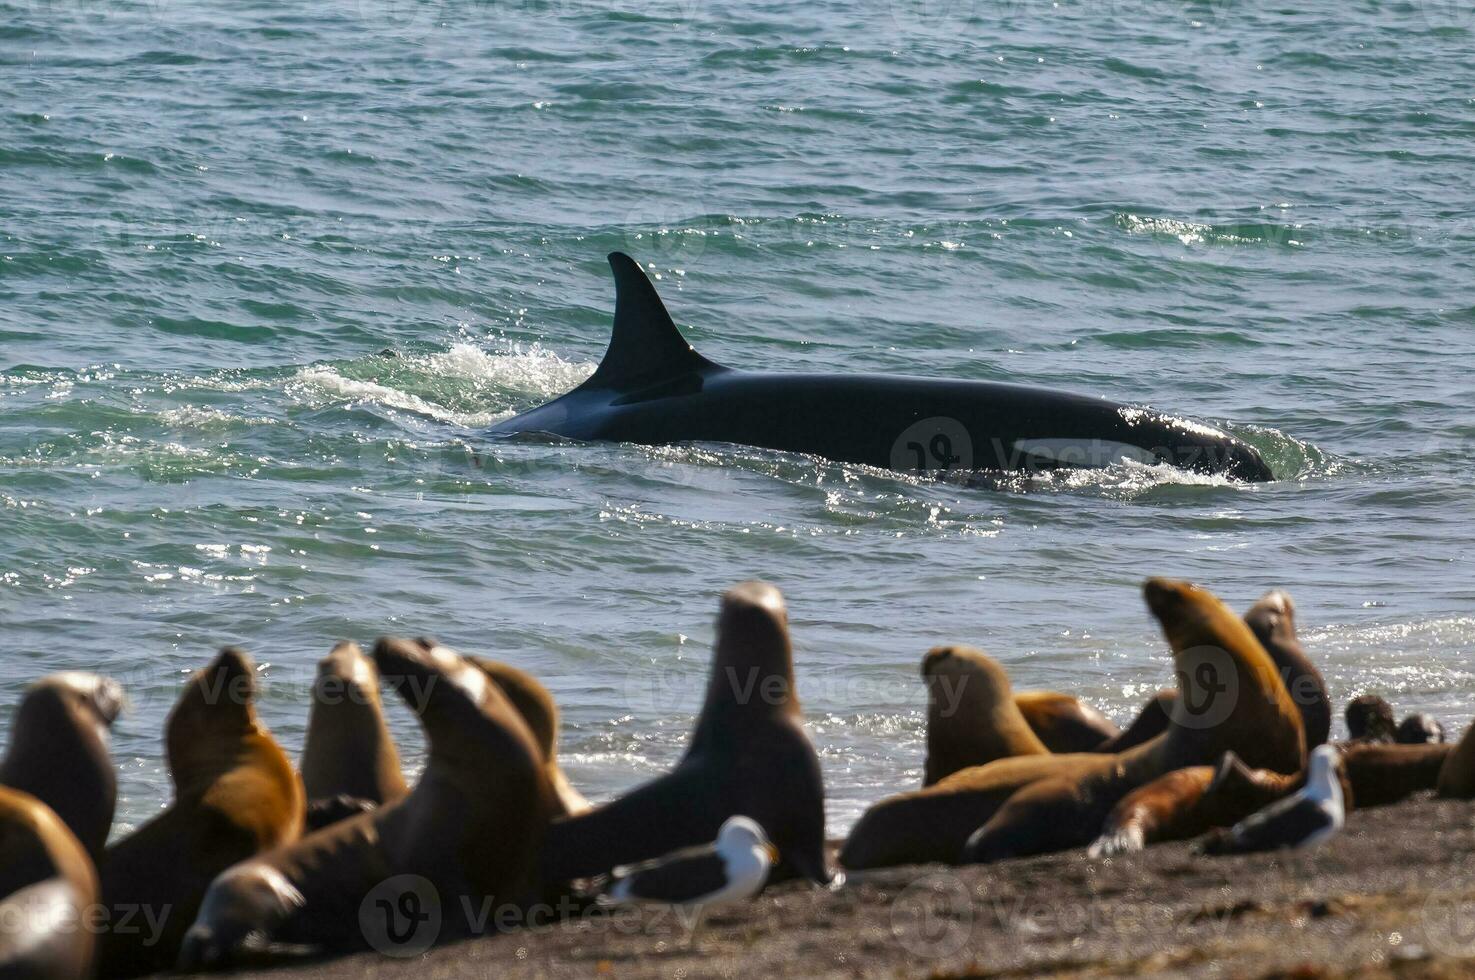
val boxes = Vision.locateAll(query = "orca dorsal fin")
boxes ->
[585,252,714,390]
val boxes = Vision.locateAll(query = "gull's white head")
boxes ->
[717,815,778,863]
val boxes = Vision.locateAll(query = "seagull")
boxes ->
[601,815,779,911]
[1202,744,1345,855]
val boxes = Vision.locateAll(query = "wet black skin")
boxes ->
[488,253,1275,483]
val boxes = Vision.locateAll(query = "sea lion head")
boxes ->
[1346,695,1396,742]
[13,673,125,749]
[3,672,124,780]
[313,641,382,709]
[1143,578,1305,774]
[166,648,263,792]
[176,862,305,971]
[698,581,798,725]
[1244,589,1296,641]
[1397,713,1445,745]
[374,639,544,780]
[920,646,1047,785]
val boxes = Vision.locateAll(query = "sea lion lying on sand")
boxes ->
[0,786,100,980]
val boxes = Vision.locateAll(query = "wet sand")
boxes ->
[221,795,1475,979]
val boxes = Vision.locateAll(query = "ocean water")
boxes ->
[2,0,1473,838]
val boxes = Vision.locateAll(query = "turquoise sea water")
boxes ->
[2,0,1473,836]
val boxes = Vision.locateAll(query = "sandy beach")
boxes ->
[217,795,1475,979]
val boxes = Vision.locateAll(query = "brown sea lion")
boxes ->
[300,641,408,809]
[842,578,1305,869]
[1439,722,1475,798]
[177,638,556,967]
[1012,690,1118,755]
[540,581,831,885]
[921,647,1047,786]
[1345,695,1396,743]
[1335,741,1452,806]
[1088,750,1353,856]
[471,658,590,816]
[0,786,100,979]
[1,672,124,859]
[1092,689,1176,753]
[1397,714,1445,745]
[97,648,303,977]
[1245,590,1331,748]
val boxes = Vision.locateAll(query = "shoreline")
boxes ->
[219,795,1475,979]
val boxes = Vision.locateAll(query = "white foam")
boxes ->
[413,341,592,400]
[293,365,502,427]
[292,342,593,428]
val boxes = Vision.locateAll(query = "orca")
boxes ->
[486,253,1275,483]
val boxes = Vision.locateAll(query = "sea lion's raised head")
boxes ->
[15,673,124,747]
[374,639,543,779]
[166,648,263,791]
[314,641,382,707]
[1144,578,1305,775]
[698,581,798,727]
[1245,589,1295,636]
[920,646,1047,785]
[301,641,405,806]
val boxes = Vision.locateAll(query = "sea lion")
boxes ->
[470,658,590,816]
[1,672,124,859]
[177,638,555,967]
[97,648,303,977]
[1092,689,1176,753]
[1012,691,1118,755]
[300,641,408,809]
[1337,741,1452,806]
[0,786,100,980]
[1397,714,1445,745]
[1088,750,1354,856]
[842,578,1305,869]
[1438,719,1475,799]
[1345,695,1396,743]
[540,581,831,885]
[1245,590,1331,748]
[922,647,1048,786]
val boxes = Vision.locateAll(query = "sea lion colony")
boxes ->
[1,578,1471,977]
